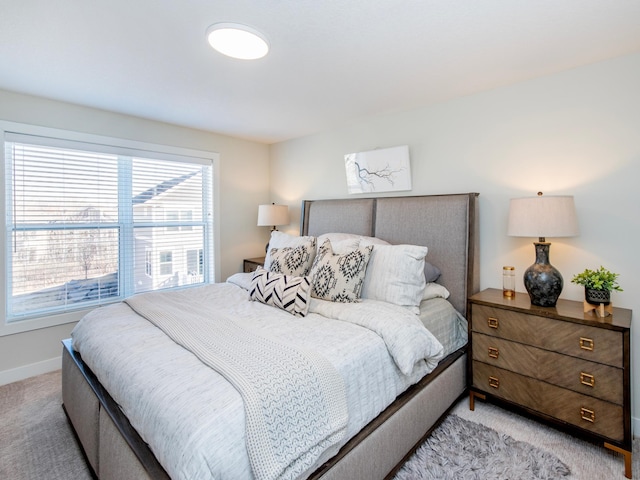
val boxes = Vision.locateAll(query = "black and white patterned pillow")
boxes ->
[263,232,316,271]
[249,267,311,317]
[269,242,315,277]
[310,239,373,303]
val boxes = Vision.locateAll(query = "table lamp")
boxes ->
[507,192,579,307]
[257,203,289,252]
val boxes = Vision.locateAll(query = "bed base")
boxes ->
[62,338,467,480]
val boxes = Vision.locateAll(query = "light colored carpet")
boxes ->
[0,370,92,480]
[0,370,636,479]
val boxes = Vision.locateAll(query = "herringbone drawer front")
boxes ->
[472,333,623,405]
[473,362,624,441]
[472,304,623,367]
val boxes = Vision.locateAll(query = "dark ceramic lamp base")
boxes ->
[523,242,563,307]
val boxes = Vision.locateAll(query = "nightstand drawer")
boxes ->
[473,362,624,441]
[473,333,623,405]
[472,304,623,367]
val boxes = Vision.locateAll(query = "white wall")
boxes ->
[3,52,639,430]
[270,53,640,426]
[0,89,270,384]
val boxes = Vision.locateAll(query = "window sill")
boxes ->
[0,307,96,337]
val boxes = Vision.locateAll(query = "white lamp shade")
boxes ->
[257,204,289,227]
[508,195,579,239]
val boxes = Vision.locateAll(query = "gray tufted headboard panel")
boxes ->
[300,193,479,317]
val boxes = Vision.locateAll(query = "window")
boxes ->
[145,249,152,276]
[181,211,193,231]
[159,251,173,276]
[166,211,180,231]
[187,248,204,281]
[3,126,216,326]
[166,210,193,231]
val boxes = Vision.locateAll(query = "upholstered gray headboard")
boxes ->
[300,193,479,317]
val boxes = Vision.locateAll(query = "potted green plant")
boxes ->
[571,266,623,305]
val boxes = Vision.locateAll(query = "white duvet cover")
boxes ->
[71,277,456,480]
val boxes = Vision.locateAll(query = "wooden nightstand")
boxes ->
[243,256,265,273]
[468,288,632,478]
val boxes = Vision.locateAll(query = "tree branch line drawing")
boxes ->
[344,145,412,194]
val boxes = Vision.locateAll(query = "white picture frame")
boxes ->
[344,145,412,194]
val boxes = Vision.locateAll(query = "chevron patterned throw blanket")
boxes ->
[126,288,348,480]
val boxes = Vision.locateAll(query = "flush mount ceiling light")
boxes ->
[206,23,269,60]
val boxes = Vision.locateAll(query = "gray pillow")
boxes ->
[424,262,441,283]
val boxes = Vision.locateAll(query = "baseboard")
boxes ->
[0,356,62,386]
[634,416,640,440]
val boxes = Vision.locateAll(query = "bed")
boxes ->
[61,192,479,480]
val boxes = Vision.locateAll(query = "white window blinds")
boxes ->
[5,132,214,321]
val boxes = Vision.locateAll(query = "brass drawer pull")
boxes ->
[580,407,596,423]
[580,372,595,387]
[487,317,499,329]
[488,376,500,389]
[579,337,594,351]
[488,347,499,359]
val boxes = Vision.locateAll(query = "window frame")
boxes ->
[0,121,220,337]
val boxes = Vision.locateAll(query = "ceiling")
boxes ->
[2,1,640,144]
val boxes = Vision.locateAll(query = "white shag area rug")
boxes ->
[394,414,570,480]
[452,398,637,479]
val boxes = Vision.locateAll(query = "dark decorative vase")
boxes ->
[585,288,610,306]
[523,242,563,307]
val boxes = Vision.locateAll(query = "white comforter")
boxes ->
[71,277,445,480]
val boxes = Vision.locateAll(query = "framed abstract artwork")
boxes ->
[344,145,412,194]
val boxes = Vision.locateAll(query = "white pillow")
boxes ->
[358,236,391,247]
[264,231,316,271]
[317,232,390,246]
[317,234,441,284]
[361,244,428,314]
[316,233,390,255]
[317,232,359,245]
[320,237,360,254]
[422,282,451,300]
